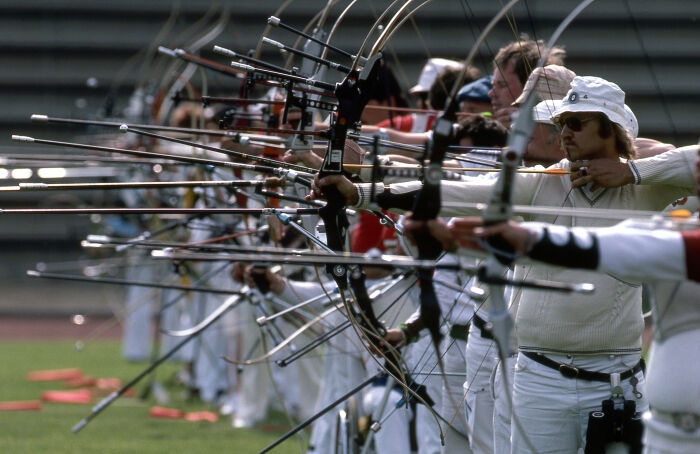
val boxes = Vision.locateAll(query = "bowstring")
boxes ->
[365,0,414,93]
[368,1,530,447]
[380,0,516,446]
[312,1,450,430]
[622,0,679,144]
[521,0,561,120]
[366,268,500,452]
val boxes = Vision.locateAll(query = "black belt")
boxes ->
[522,351,645,382]
[472,314,494,340]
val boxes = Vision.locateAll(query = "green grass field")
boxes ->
[0,340,306,454]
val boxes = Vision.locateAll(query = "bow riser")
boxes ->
[318,54,383,289]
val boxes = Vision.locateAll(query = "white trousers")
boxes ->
[308,311,366,453]
[408,334,443,454]
[511,352,649,454]
[233,300,269,427]
[644,412,700,454]
[192,291,226,402]
[122,257,156,361]
[465,324,499,454]
[441,337,472,454]
[363,384,413,454]
[493,354,516,454]
[192,263,232,403]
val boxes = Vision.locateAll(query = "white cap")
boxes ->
[513,65,576,106]
[551,76,636,137]
[533,99,562,125]
[410,58,463,94]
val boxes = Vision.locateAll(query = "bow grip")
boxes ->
[250,266,271,294]
[417,268,443,346]
[318,184,349,289]
[349,268,385,337]
[409,176,443,260]
[483,218,517,266]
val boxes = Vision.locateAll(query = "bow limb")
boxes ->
[351,0,406,71]
[163,289,247,337]
[475,3,596,453]
[221,271,409,366]
[483,0,597,350]
[282,0,340,71]
[368,0,416,58]
[407,0,521,380]
[253,0,298,60]
[156,8,230,125]
[319,0,361,62]
[223,306,339,366]
[373,0,435,54]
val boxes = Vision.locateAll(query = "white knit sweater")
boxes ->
[355,146,697,353]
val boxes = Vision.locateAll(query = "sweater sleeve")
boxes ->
[595,225,687,280]
[354,169,546,216]
[629,145,697,188]
[524,222,690,281]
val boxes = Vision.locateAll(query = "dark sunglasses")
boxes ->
[555,116,596,132]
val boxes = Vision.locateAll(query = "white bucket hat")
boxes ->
[533,99,562,125]
[551,76,637,137]
[623,104,638,138]
[409,58,463,94]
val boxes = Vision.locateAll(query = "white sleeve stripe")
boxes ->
[628,161,641,185]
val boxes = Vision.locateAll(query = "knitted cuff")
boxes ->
[628,161,641,184]
[353,183,385,209]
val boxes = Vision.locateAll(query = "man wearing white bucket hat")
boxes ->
[551,76,638,162]
[501,76,695,453]
[514,67,668,169]
[313,74,696,453]
[449,145,700,454]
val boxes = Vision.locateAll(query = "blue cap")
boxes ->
[457,76,492,103]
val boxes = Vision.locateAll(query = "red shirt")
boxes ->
[682,229,700,282]
[377,113,436,133]
[350,211,398,253]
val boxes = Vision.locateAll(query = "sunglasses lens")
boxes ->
[565,117,583,131]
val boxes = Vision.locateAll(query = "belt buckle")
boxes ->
[559,363,579,379]
[674,413,700,433]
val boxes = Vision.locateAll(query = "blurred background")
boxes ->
[0,0,698,320]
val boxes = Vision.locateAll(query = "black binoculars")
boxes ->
[584,397,643,454]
